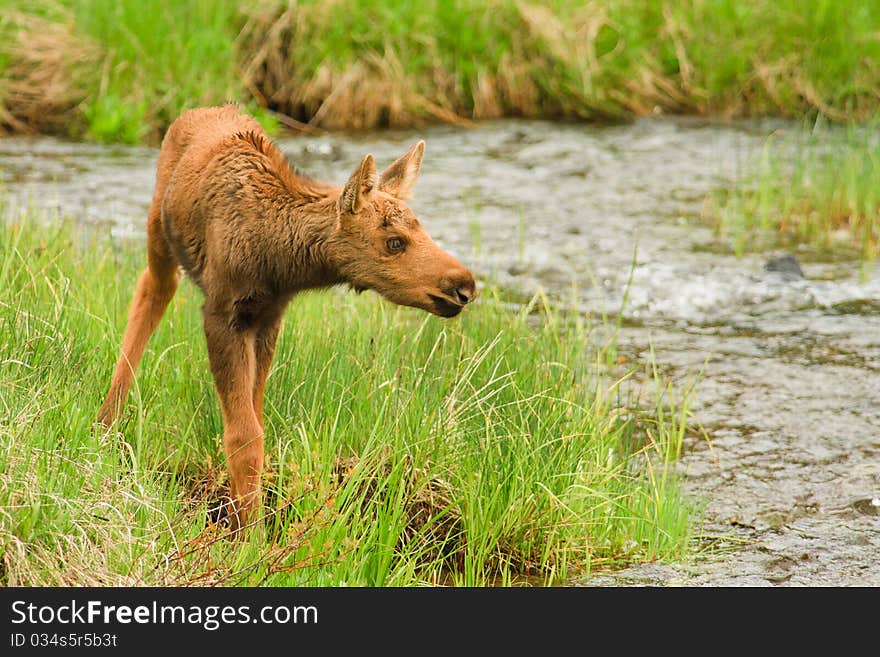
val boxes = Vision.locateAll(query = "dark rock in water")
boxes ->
[764,254,804,279]
[851,498,880,516]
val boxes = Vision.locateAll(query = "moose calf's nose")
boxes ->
[454,279,477,305]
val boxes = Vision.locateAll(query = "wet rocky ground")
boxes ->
[2,117,878,585]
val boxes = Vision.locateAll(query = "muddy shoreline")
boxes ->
[3,117,878,585]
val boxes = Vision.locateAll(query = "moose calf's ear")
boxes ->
[379,140,425,200]
[339,153,378,214]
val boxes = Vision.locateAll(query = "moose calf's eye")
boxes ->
[386,237,406,253]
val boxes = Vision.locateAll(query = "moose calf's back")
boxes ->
[159,106,334,298]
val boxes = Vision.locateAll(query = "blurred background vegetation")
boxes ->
[1,0,878,144]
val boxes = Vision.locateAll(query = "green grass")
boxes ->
[1,0,879,141]
[63,0,276,143]
[0,215,693,586]
[706,120,880,260]
[606,0,880,118]
[71,0,243,143]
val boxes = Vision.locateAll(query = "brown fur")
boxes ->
[97,104,476,530]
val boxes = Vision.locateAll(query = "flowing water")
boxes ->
[2,117,878,586]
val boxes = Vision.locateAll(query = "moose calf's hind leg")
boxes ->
[252,315,283,428]
[203,309,265,531]
[97,266,179,426]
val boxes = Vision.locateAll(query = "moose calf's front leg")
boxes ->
[203,307,264,531]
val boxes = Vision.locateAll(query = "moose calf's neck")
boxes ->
[262,195,343,293]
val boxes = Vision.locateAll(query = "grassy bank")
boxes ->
[706,120,880,260]
[1,0,879,143]
[0,216,692,586]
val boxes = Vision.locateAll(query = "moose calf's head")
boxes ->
[331,141,476,318]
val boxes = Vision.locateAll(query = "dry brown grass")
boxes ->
[238,3,466,130]
[0,11,97,136]
[236,0,619,129]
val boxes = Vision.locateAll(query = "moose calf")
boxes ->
[98,105,476,530]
